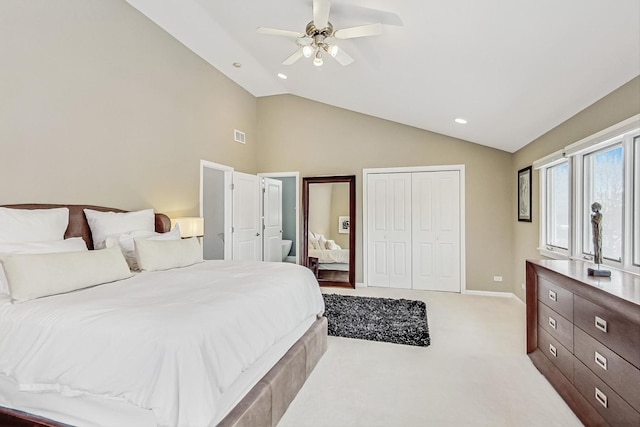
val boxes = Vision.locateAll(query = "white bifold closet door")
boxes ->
[411,171,460,292]
[367,170,460,292]
[367,173,412,289]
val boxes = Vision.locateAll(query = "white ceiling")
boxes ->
[126,0,640,153]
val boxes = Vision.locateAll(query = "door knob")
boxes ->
[255,233,260,237]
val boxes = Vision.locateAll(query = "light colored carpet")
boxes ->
[278,287,584,427]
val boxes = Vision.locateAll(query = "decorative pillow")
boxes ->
[134,237,203,272]
[84,208,155,249]
[104,225,181,271]
[0,207,69,244]
[308,231,321,250]
[317,234,328,250]
[0,238,88,295]
[1,246,132,303]
[325,239,341,250]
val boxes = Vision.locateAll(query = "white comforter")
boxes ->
[0,260,324,427]
[308,248,350,264]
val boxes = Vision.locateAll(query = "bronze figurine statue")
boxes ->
[587,202,610,277]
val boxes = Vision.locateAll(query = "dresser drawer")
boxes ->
[574,359,640,427]
[538,326,573,382]
[538,301,573,350]
[574,295,640,369]
[574,326,640,412]
[537,276,573,321]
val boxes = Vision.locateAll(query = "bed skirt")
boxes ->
[0,316,328,427]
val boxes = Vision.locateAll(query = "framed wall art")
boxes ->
[518,166,532,222]
[338,215,350,234]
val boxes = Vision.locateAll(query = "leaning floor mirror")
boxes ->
[302,175,356,288]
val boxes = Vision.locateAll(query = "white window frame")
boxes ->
[539,160,571,259]
[536,114,640,275]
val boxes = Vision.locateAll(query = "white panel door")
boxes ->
[232,172,262,261]
[412,171,460,292]
[367,174,390,286]
[262,178,283,262]
[367,173,412,288]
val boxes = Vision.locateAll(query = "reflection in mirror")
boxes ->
[303,175,355,288]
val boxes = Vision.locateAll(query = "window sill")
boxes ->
[538,248,570,260]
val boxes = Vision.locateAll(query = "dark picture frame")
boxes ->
[518,166,532,222]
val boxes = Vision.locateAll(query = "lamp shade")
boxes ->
[170,217,204,238]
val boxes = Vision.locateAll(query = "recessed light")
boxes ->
[454,118,468,124]
[277,73,288,80]
[232,62,242,68]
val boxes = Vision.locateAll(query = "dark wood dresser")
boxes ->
[526,260,640,427]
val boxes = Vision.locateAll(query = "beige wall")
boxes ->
[256,95,514,290]
[329,183,350,248]
[511,76,640,300]
[308,183,332,237]
[1,0,257,218]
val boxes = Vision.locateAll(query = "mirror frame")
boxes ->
[302,175,356,288]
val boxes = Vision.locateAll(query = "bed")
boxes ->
[0,204,327,427]
[307,248,350,271]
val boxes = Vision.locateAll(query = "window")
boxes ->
[546,162,570,250]
[635,135,640,267]
[536,115,640,274]
[582,145,624,262]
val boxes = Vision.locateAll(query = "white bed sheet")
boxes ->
[308,248,350,264]
[0,260,324,427]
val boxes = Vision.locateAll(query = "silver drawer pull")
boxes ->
[549,343,557,357]
[595,316,608,333]
[548,290,557,302]
[594,351,608,370]
[595,387,608,408]
[548,317,557,329]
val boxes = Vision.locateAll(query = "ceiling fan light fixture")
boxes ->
[313,51,323,67]
[329,44,339,57]
[302,45,314,58]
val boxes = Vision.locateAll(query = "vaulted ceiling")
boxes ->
[126,0,640,152]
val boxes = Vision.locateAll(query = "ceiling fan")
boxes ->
[257,0,383,67]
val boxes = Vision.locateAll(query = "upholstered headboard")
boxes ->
[1,204,171,250]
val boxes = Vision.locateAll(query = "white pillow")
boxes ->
[325,239,341,250]
[105,225,181,271]
[308,231,321,250]
[0,207,69,244]
[84,209,155,249]
[0,238,88,295]
[317,234,328,250]
[1,246,132,302]
[135,237,203,272]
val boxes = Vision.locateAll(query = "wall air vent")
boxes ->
[234,129,246,144]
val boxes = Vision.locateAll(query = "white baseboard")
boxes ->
[462,290,518,299]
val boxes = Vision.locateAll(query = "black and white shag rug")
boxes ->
[322,293,431,347]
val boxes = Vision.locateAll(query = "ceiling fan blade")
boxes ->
[257,27,305,38]
[331,46,354,66]
[282,48,304,66]
[313,0,331,29]
[334,23,383,39]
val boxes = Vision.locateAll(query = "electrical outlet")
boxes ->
[493,276,503,282]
